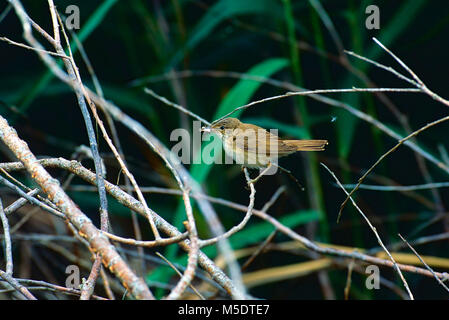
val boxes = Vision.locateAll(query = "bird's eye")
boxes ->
[220,126,225,130]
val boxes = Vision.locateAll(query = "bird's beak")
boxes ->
[201,126,212,133]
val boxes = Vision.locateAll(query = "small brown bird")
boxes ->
[202,118,328,170]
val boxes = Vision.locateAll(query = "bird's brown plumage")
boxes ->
[207,117,328,167]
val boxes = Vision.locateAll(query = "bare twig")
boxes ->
[156,252,205,300]
[344,49,418,87]
[398,234,449,293]
[343,258,355,300]
[0,270,36,300]
[338,37,449,216]
[166,188,199,300]
[321,163,414,300]
[0,199,13,275]
[3,188,40,216]
[0,36,68,58]
[0,116,153,299]
[62,10,146,274]
[199,168,256,247]
[0,157,243,298]
[2,158,448,282]
[0,174,64,219]
[144,88,210,125]
[339,182,449,192]
[241,230,277,271]
[105,231,188,247]
[213,87,421,124]
[338,114,449,220]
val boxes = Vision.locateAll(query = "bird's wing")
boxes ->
[232,124,286,155]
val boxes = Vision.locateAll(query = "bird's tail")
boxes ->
[283,139,328,151]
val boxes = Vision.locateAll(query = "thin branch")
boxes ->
[0,270,36,300]
[338,114,449,220]
[105,231,188,247]
[344,49,418,87]
[372,38,425,88]
[62,8,146,274]
[0,199,13,275]
[167,189,199,300]
[241,230,277,271]
[144,88,210,125]
[0,116,153,299]
[2,158,448,282]
[156,252,205,300]
[343,258,355,300]
[0,174,64,219]
[398,234,449,293]
[339,182,449,192]
[321,162,414,300]
[213,87,421,124]
[3,188,39,216]
[199,168,256,247]
[0,36,68,58]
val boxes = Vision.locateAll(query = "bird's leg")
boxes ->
[247,163,273,186]
[271,163,305,191]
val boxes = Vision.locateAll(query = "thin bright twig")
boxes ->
[372,37,425,87]
[167,188,200,300]
[214,87,421,124]
[398,234,449,293]
[46,2,110,300]
[343,258,355,300]
[0,174,64,219]
[199,168,256,247]
[344,49,418,87]
[338,37,449,218]
[241,230,277,271]
[0,36,68,58]
[2,158,448,282]
[144,88,211,125]
[321,162,414,300]
[0,270,37,300]
[338,113,449,220]
[3,188,39,216]
[0,199,13,275]
[155,252,205,300]
[339,182,449,192]
[105,231,188,247]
